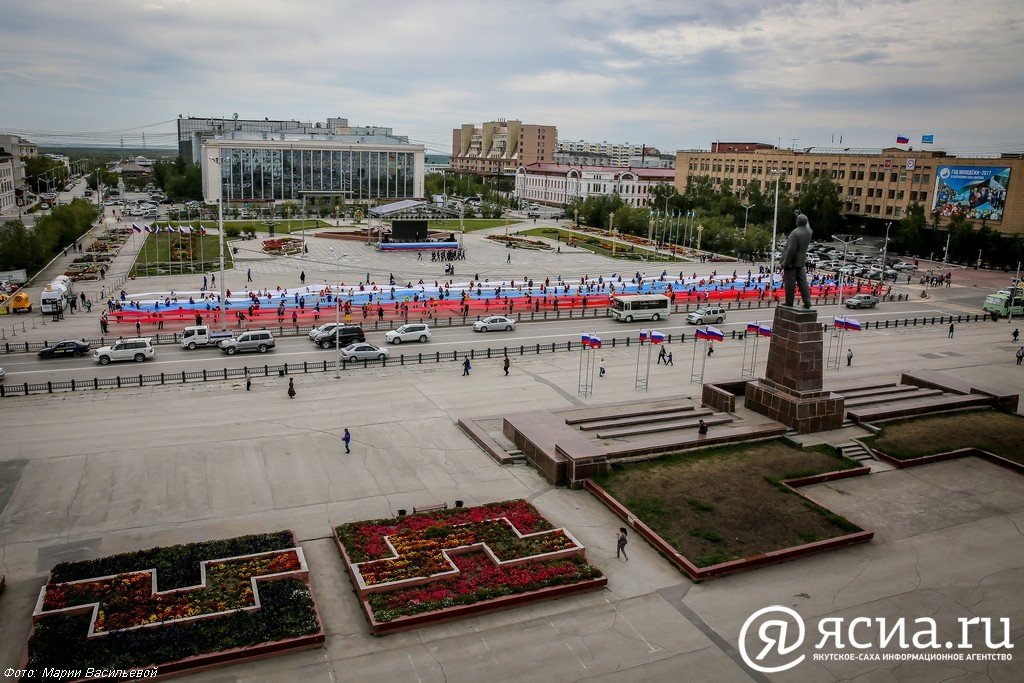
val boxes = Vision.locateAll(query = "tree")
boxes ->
[24,156,65,193]
[795,172,842,238]
[895,202,926,254]
[945,212,973,262]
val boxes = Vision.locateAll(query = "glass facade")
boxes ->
[218,147,417,201]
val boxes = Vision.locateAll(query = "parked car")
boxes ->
[844,294,879,309]
[339,343,390,361]
[310,323,365,348]
[893,261,917,271]
[219,330,276,355]
[38,339,91,359]
[685,306,726,324]
[384,323,431,344]
[526,212,541,218]
[0,366,6,381]
[93,338,155,365]
[473,316,517,332]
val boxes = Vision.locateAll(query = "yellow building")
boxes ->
[675,146,1023,235]
[451,120,556,175]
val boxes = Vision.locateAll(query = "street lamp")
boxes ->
[769,170,786,276]
[880,221,893,283]
[328,246,348,378]
[208,156,228,331]
[741,203,753,233]
[833,236,862,328]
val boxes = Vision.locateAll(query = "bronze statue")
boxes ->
[781,213,813,308]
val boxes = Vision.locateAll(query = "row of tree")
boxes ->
[153,157,203,200]
[0,199,99,273]
[895,203,1024,267]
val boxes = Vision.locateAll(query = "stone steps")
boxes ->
[848,393,991,424]
[844,388,944,408]
[595,414,733,440]
[836,384,916,399]
[836,440,873,463]
[578,407,709,431]
[564,401,695,425]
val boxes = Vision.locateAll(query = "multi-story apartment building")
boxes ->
[554,146,674,169]
[0,154,16,214]
[675,144,1024,235]
[556,139,643,166]
[450,120,555,175]
[515,162,674,208]
[178,116,406,164]
[0,134,38,193]
[201,131,424,204]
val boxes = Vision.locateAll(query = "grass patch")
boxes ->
[428,218,522,232]
[131,233,232,277]
[594,440,862,567]
[520,227,677,261]
[154,219,330,235]
[862,409,1024,465]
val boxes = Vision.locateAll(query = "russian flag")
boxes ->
[896,135,910,144]
[639,329,648,342]
[650,330,665,344]
[581,332,592,348]
[591,335,602,349]
[131,223,142,233]
[757,323,773,337]
[834,316,862,331]
[746,322,760,335]
[144,224,153,233]
[703,326,725,341]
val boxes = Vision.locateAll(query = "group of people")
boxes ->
[424,249,465,262]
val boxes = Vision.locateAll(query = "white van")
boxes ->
[40,284,69,313]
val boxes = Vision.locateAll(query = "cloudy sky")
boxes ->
[1,0,1022,155]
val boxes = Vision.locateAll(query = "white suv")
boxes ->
[384,323,432,344]
[685,307,726,325]
[93,338,156,365]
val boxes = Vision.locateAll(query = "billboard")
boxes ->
[932,165,1010,222]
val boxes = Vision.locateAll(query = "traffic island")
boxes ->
[586,440,872,581]
[20,531,325,680]
[333,500,606,635]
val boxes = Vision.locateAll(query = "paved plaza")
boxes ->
[0,222,1022,681]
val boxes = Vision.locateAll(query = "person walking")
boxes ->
[1017,346,1024,366]
[847,348,854,366]
[462,357,471,376]
[599,358,606,377]
[657,346,667,364]
[300,271,306,285]
[247,268,252,283]
[287,377,296,398]
[343,428,351,454]
[99,314,108,334]
[1013,328,1020,343]
[507,253,511,264]
[948,322,955,338]
[707,342,714,357]
[616,527,629,561]
[245,370,252,392]
[503,354,510,376]
[666,351,673,366]
[135,320,141,335]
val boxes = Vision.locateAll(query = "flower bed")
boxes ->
[21,531,324,680]
[484,234,552,250]
[263,237,303,255]
[334,500,606,634]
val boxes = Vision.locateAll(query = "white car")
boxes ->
[93,338,155,365]
[473,316,517,332]
[339,343,390,361]
[384,323,431,344]
[893,261,917,271]
[686,306,726,324]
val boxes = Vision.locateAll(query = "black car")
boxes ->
[38,339,91,359]
[312,324,366,349]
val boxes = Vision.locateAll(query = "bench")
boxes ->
[578,407,707,431]
[596,414,733,440]
[834,384,914,399]
[412,502,448,514]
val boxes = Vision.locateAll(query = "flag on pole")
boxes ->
[199,225,207,235]
[746,322,759,335]
[581,332,592,348]
[834,316,862,331]
[639,329,649,342]
[757,323,772,337]
[131,223,142,233]
[896,135,910,144]
[696,326,725,341]
[144,224,153,233]
[591,334,602,349]
[921,134,934,144]
[650,330,665,344]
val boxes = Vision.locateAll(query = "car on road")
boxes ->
[219,330,275,355]
[38,339,91,359]
[339,342,390,362]
[685,306,727,325]
[473,316,516,332]
[893,261,917,271]
[384,323,431,344]
[844,294,879,309]
[309,323,365,348]
[93,338,155,365]
[0,366,6,381]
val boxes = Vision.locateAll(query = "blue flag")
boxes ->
[921,134,934,144]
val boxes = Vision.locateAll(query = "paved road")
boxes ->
[0,297,978,385]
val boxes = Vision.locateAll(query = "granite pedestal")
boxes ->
[744,306,845,433]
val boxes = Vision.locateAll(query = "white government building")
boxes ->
[514,163,675,208]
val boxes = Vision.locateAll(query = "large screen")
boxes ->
[932,165,1010,222]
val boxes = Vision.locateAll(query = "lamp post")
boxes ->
[696,224,704,252]
[329,246,348,378]
[880,221,893,282]
[209,156,228,330]
[609,211,616,256]
[741,202,753,233]
[770,170,786,276]
[833,236,862,326]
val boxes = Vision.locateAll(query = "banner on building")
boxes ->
[932,165,1011,222]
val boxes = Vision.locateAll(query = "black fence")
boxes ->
[0,294,909,355]
[0,311,993,398]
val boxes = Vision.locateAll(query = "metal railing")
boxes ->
[0,310,992,398]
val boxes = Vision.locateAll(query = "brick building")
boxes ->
[451,120,555,175]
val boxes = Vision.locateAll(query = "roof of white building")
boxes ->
[519,163,674,179]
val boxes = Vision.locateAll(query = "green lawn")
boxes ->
[862,410,1024,466]
[131,233,233,277]
[520,227,677,261]
[154,219,329,235]
[428,218,522,233]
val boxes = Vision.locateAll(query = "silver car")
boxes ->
[339,342,390,361]
[473,316,516,332]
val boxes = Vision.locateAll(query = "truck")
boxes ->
[39,275,75,314]
[0,291,33,314]
[983,286,1024,319]
[180,325,235,349]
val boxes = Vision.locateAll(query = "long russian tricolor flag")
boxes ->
[834,316,862,331]
[650,330,665,344]
[696,326,725,341]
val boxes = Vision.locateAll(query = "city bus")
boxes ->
[983,286,1023,319]
[610,294,671,322]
